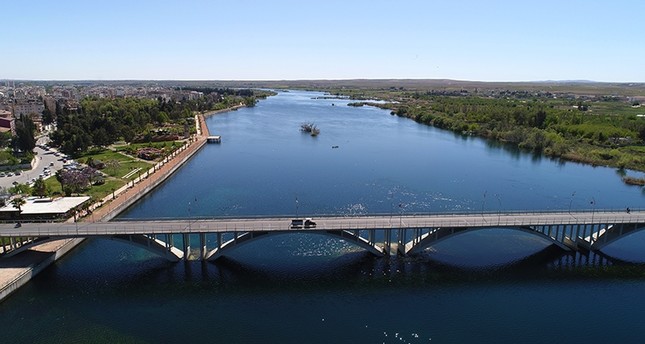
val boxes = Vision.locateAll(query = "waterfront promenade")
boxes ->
[0,109,218,302]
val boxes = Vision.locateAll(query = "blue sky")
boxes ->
[2,0,644,81]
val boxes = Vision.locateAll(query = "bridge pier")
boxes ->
[165,234,172,259]
[199,233,207,260]
[397,229,407,255]
[2,210,643,261]
[182,234,191,259]
[384,229,392,255]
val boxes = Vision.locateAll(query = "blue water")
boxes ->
[2,90,645,343]
[120,90,643,218]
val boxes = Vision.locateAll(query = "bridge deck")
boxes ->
[1,210,643,237]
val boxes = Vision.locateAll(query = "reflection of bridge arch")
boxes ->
[205,230,386,261]
[401,225,574,255]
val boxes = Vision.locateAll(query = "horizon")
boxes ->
[3,0,645,83]
[2,78,644,84]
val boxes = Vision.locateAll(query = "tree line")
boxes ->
[385,94,645,170]
[49,91,259,155]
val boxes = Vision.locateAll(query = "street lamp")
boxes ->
[569,191,576,214]
[295,195,299,218]
[73,208,79,234]
[187,201,192,232]
[495,193,502,225]
[590,197,596,223]
[481,190,487,215]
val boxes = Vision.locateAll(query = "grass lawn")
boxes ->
[8,141,186,210]
[75,148,154,180]
[587,102,645,117]
[114,141,184,154]
[84,179,126,200]
[43,147,153,200]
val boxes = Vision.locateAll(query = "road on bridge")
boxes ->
[1,210,643,238]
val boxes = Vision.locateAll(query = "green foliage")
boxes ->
[372,93,645,172]
[32,177,49,197]
[0,132,12,149]
[12,115,37,153]
[49,91,253,155]
[0,149,20,165]
[10,196,26,212]
[9,183,30,195]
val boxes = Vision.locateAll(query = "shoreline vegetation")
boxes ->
[351,97,645,186]
[0,101,249,303]
[184,80,643,185]
[294,82,644,187]
[3,89,272,206]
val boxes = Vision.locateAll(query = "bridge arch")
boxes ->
[205,230,385,261]
[591,223,645,251]
[2,236,62,258]
[2,234,182,262]
[405,226,573,255]
[109,234,184,261]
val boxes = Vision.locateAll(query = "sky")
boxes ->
[2,0,645,82]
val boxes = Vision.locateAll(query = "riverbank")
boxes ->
[201,103,247,118]
[0,104,235,302]
[0,238,84,302]
[0,138,207,302]
[333,90,645,183]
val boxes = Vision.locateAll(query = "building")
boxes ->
[13,101,44,119]
[0,196,91,221]
[0,109,15,135]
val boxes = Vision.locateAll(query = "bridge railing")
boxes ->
[109,208,643,223]
[1,209,643,238]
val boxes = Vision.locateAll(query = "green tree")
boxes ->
[42,108,54,124]
[244,96,257,107]
[10,196,26,221]
[9,183,31,195]
[533,110,547,129]
[12,115,36,153]
[92,128,111,147]
[32,177,49,198]
[0,131,12,148]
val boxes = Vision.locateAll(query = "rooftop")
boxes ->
[0,196,90,215]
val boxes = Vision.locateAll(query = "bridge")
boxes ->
[1,210,644,261]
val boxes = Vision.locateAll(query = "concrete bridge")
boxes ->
[1,210,644,261]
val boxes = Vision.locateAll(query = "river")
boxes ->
[1,90,644,343]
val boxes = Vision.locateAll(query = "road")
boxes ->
[0,137,70,190]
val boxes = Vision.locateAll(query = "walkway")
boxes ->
[0,108,222,301]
